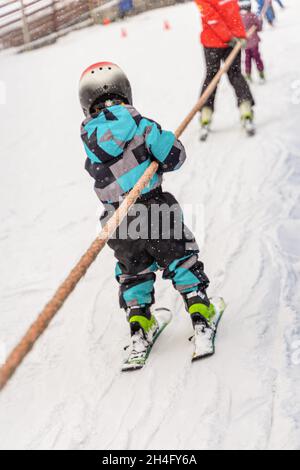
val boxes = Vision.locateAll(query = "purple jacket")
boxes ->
[240,11,263,50]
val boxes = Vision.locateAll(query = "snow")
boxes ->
[0,0,300,451]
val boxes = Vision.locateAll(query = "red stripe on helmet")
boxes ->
[81,62,118,79]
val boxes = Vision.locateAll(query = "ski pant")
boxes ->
[102,188,209,310]
[200,47,255,111]
[266,5,275,24]
[257,0,275,23]
[245,46,264,75]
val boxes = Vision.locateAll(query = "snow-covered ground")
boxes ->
[0,0,300,451]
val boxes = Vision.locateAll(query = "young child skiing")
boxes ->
[194,0,256,139]
[239,0,265,83]
[79,62,225,369]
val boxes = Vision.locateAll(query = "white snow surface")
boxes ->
[0,0,300,451]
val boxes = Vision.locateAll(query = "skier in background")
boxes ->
[119,0,133,20]
[256,0,276,26]
[194,0,255,140]
[79,63,224,367]
[239,0,265,83]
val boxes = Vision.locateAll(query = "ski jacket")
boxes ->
[240,10,262,49]
[256,0,275,23]
[119,0,133,14]
[81,105,186,204]
[194,0,247,48]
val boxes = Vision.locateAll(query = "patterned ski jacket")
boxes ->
[194,0,247,48]
[81,104,186,204]
[240,10,262,50]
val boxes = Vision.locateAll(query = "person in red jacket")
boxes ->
[195,0,255,138]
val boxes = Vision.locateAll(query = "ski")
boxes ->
[199,124,210,142]
[200,123,256,140]
[191,297,226,361]
[243,119,256,137]
[122,308,172,372]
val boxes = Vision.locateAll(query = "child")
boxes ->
[239,0,265,82]
[79,62,222,366]
[118,0,133,20]
[194,0,255,138]
[256,0,275,26]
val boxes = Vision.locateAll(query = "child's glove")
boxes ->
[228,37,247,49]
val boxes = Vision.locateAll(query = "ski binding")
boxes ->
[243,118,256,137]
[191,297,226,361]
[200,124,210,142]
[122,308,172,372]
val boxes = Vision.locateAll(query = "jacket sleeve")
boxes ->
[257,0,270,15]
[253,14,263,31]
[195,0,233,43]
[142,119,186,173]
[84,157,97,180]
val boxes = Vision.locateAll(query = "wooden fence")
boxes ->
[0,0,186,51]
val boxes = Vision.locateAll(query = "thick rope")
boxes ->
[0,29,255,391]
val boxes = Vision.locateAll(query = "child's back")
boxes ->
[240,10,263,49]
[81,103,185,205]
[239,6,265,81]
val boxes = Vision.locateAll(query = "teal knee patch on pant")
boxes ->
[123,280,155,306]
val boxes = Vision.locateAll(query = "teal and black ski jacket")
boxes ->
[81,104,186,204]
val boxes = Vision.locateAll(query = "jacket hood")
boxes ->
[83,105,138,159]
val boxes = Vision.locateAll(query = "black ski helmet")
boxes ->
[79,62,133,116]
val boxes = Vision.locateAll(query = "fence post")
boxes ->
[88,0,97,24]
[20,0,31,48]
[52,0,58,33]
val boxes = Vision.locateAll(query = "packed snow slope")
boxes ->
[0,0,300,451]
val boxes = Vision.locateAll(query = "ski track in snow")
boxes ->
[0,0,300,450]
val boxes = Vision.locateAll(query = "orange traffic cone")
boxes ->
[163,20,171,31]
[102,18,111,26]
[121,28,128,38]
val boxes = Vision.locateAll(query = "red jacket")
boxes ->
[195,0,247,48]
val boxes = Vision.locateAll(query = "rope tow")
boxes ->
[0,26,257,392]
